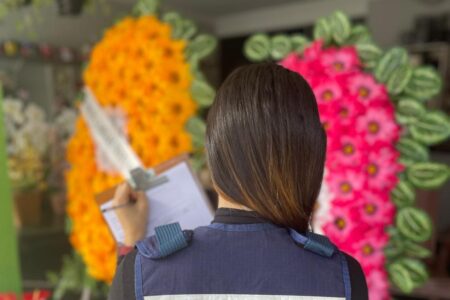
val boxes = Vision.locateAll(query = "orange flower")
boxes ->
[66,15,199,283]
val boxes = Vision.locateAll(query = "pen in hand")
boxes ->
[109,183,149,246]
[101,194,137,213]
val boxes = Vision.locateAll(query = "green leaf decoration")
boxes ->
[387,64,413,95]
[385,228,405,259]
[396,207,433,243]
[389,262,415,293]
[346,24,371,44]
[406,162,450,189]
[180,19,197,40]
[270,34,292,60]
[163,12,184,38]
[329,11,351,44]
[290,34,310,53]
[355,42,382,69]
[374,47,409,83]
[190,152,206,171]
[397,137,429,166]
[405,66,442,101]
[410,111,450,145]
[403,241,432,259]
[389,258,429,293]
[395,98,426,125]
[186,116,206,148]
[191,79,215,107]
[133,0,160,16]
[244,33,271,62]
[391,179,416,208]
[313,17,331,44]
[398,258,429,286]
[185,34,217,60]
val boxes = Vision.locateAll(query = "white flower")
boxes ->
[54,108,78,137]
[24,103,46,122]
[3,98,25,125]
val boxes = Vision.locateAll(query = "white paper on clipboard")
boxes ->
[99,161,214,244]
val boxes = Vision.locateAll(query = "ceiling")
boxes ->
[162,0,302,17]
[112,0,304,18]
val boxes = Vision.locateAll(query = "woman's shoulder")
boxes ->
[343,252,368,300]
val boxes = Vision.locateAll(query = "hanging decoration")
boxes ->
[65,0,216,283]
[244,11,450,300]
[0,40,86,63]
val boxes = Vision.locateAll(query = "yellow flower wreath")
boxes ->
[66,14,211,282]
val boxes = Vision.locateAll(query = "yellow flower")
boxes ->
[66,15,199,283]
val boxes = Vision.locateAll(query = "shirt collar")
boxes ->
[212,208,270,224]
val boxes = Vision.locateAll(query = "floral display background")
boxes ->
[244,11,450,300]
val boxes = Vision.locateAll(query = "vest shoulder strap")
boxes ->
[136,222,193,259]
[289,229,336,257]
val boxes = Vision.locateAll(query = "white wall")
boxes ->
[369,0,450,47]
[214,0,369,38]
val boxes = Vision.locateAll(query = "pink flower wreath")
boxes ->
[281,41,402,300]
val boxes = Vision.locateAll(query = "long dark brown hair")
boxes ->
[206,63,326,233]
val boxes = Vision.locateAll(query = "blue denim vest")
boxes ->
[134,223,351,300]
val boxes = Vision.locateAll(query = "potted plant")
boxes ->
[3,98,50,227]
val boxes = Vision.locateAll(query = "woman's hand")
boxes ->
[112,183,149,247]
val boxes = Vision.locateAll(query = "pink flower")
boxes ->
[366,268,390,300]
[352,190,395,226]
[327,133,367,169]
[303,40,324,61]
[356,106,399,145]
[328,96,365,127]
[280,53,303,74]
[323,204,360,246]
[351,229,388,269]
[312,79,343,105]
[326,168,365,200]
[347,73,387,104]
[320,46,360,75]
[365,146,403,191]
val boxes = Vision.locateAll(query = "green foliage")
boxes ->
[355,42,382,69]
[396,138,429,167]
[389,258,429,293]
[405,67,442,101]
[328,10,351,45]
[185,34,217,61]
[346,24,371,44]
[387,64,413,95]
[191,79,215,107]
[396,207,433,243]
[0,85,22,294]
[403,241,432,259]
[270,34,292,60]
[374,47,409,83]
[290,34,310,53]
[313,17,331,44]
[186,117,206,148]
[406,162,450,189]
[409,111,450,145]
[162,12,184,37]
[48,252,108,300]
[389,261,415,293]
[391,179,416,208]
[133,0,160,16]
[395,98,426,125]
[244,33,271,62]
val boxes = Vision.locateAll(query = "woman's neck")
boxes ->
[217,195,252,211]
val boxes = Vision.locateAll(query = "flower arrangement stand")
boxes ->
[0,86,22,294]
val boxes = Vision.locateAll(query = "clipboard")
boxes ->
[96,154,214,244]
